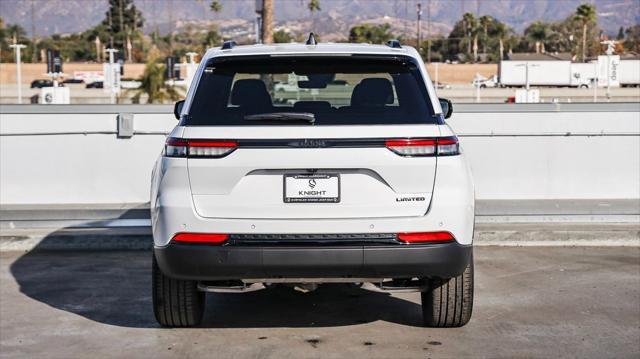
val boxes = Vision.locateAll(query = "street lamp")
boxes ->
[9,43,27,104]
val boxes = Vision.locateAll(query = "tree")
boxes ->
[348,23,394,44]
[525,21,551,53]
[479,15,491,54]
[262,0,273,43]
[616,26,625,40]
[623,25,640,53]
[210,0,222,13]
[462,13,477,59]
[102,0,144,50]
[273,30,293,43]
[308,0,321,33]
[575,3,597,61]
[130,59,182,104]
[203,28,222,49]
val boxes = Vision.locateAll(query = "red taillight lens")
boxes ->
[165,137,188,157]
[397,231,455,243]
[187,140,237,158]
[164,138,237,158]
[385,139,437,156]
[171,233,229,245]
[385,137,459,156]
[436,136,460,156]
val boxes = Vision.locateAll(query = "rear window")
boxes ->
[184,56,438,126]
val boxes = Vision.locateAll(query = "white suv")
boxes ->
[151,38,475,328]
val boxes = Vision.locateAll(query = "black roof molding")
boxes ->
[386,39,402,48]
[221,40,237,50]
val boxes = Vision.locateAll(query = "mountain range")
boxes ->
[1,0,638,40]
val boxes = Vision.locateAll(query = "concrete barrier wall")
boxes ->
[1,103,639,206]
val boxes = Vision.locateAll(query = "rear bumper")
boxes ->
[154,241,472,281]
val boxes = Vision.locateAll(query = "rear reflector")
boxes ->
[397,231,455,243]
[171,233,229,244]
[385,137,459,157]
[164,138,237,158]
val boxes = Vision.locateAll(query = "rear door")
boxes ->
[181,54,442,219]
[184,125,439,219]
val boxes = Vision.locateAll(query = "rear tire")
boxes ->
[421,258,474,327]
[152,254,205,327]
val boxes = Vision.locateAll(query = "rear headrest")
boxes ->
[350,78,394,107]
[230,79,272,109]
[293,101,332,112]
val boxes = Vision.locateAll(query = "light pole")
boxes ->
[416,3,422,52]
[601,40,617,102]
[105,48,119,104]
[10,43,27,104]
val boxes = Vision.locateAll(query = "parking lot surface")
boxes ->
[1,246,638,359]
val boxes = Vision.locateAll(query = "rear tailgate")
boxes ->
[184,125,440,219]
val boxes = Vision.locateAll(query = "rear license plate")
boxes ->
[284,174,340,203]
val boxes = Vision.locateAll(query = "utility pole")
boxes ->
[108,6,114,49]
[30,0,37,62]
[10,43,27,104]
[262,0,273,44]
[426,0,432,63]
[416,3,422,52]
[255,0,263,44]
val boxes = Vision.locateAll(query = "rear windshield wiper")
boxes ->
[244,112,315,124]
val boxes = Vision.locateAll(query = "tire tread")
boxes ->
[421,257,474,327]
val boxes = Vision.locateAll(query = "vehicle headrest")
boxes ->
[230,79,272,108]
[350,78,394,107]
[293,101,332,112]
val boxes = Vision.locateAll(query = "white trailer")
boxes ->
[499,60,590,87]
[619,60,640,87]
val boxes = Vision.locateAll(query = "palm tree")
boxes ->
[209,0,222,13]
[262,0,273,43]
[479,15,492,54]
[575,3,597,61]
[130,60,182,104]
[461,13,477,61]
[493,22,510,60]
[308,0,321,33]
[525,21,551,53]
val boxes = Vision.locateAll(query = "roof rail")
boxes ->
[306,32,318,45]
[221,40,237,50]
[386,39,402,48]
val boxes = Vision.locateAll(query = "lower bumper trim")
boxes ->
[155,241,472,281]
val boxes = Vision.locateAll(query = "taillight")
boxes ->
[436,136,460,156]
[165,137,188,157]
[385,139,436,156]
[164,138,237,158]
[397,231,455,243]
[171,233,229,245]
[385,137,459,157]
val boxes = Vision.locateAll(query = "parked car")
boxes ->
[472,75,498,88]
[62,78,84,84]
[120,78,142,89]
[85,81,103,89]
[30,79,53,88]
[151,39,475,328]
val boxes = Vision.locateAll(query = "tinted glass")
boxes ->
[185,56,438,126]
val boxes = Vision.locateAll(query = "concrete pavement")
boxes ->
[1,246,638,358]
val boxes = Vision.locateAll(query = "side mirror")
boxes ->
[173,100,185,120]
[439,98,453,119]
